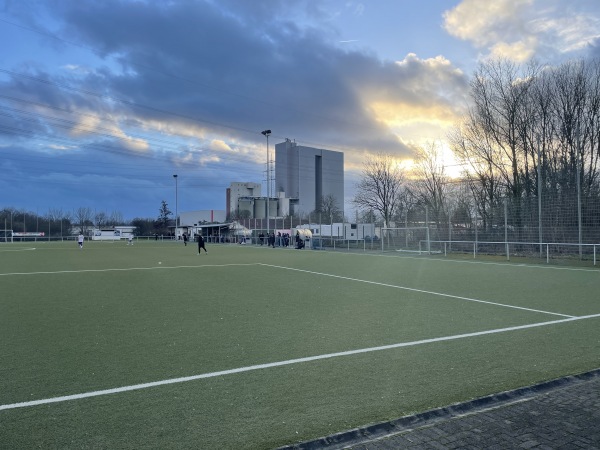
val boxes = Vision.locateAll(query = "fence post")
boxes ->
[576,124,583,259]
[474,214,478,257]
[537,136,543,258]
[448,211,452,252]
[425,205,430,254]
[504,198,509,261]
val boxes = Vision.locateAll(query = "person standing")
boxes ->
[183,233,188,246]
[78,233,84,249]
[197,233,207,254]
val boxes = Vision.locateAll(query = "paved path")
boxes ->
[281,369,600,450]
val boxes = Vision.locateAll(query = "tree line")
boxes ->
[0,200,176,237]
[354,57,600,244]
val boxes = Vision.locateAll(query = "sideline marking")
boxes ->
[330,249,600,273]
[2,313,599,412]
[259,263,574,318]
[0,263,258,277]
[0,247,36,252]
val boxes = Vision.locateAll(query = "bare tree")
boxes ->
[450,56,600,242]
[470,60,538,213]
[391,185,417,227]
[353,153,405,227]
[94,211,108,228]
[313,194,344,223]
[451,59,538,233]
[74,207,93,233]
[449,115,504,230]
[109,210,124,226]
[408,142,452,228]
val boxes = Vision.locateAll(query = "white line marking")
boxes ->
[0,263,257,277]
[332,250,600,273]
[0,247,36,252]
[2,313,599,412]
[258,264,574,318]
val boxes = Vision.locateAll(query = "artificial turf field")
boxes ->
[1,240,599,449]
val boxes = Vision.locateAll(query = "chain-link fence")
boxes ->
[403,189,600,264]
[233,189,599,265]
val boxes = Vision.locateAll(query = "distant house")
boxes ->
[179,210,226,226]
[91,226,136,241]
[172,210,227,239]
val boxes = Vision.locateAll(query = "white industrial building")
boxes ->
[225,140,344,220]
[226,182,262,217]
[275,139,344,216]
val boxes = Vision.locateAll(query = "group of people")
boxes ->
[258,231,293,248]
[256,231,306,249]
[76,229,305,252]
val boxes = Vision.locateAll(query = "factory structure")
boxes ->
[226,138,344,219]
[172,138,347,242]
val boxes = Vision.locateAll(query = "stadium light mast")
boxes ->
[173,174,178,239]
[261,130,272,235]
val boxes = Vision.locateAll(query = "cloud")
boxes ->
[443,0,534,49]
[3,0,469,160]
[209,139,232,152]
[443,0,600,62]
[489,38,537,62]
[0,0,494,217]
[353,54,468,145]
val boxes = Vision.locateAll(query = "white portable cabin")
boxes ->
[91,226,136,241]
[298,223,376,241]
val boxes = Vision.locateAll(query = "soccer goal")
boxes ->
[381,227,430,254]
[0,229,13,243]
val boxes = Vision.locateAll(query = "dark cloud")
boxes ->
[48,0,466,150]
[0,0,470,217]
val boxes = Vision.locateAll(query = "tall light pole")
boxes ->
[173,174,178,239]
[261,130,272,235]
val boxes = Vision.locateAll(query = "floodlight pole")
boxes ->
[173,174,178,239]
[261,130,272,235]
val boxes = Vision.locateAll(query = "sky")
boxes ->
[1,0,599,221]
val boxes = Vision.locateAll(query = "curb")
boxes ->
[277,368,600,450]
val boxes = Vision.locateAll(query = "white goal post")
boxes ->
[0,229,13,243]
[380,227,430,254]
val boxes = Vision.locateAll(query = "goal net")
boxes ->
[0,230,13,243]
[381,227,430,253]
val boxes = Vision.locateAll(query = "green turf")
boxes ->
[1,241,599,449]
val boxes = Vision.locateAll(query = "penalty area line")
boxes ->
[2,313,600,412]
[258,263,574,318]
[0,263,258,277]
